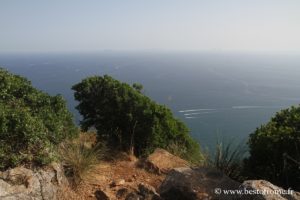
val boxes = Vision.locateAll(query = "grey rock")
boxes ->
[125,192,143,200]
[138,183,157,196]
[138,183,161,200]
[159,167,241,200]
[159,167,300,200]
[95,189,110,200]
[0,163,68,200]
[116,188,129,199]
[239,180,300,200]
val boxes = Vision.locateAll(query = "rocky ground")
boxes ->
[60,149,189,200]
[68,159,165,199]
[1,149,300,200]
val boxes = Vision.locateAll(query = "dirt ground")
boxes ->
[59,158,165,200]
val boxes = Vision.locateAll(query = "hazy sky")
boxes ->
[1,0,300,53]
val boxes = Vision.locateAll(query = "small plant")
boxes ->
[208,139,247,182]
[166,141,188,158]
[166,141,205,165]
[59,135,106,186]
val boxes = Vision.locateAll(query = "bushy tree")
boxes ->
[0,68,78,169]
[72,75,202,161]
[245,106,300,190]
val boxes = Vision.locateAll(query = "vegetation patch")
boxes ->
[207,139,247,182]
[72,75,202,162]
[0,68,78,170]
[58,133,105,186]
[245,106,300,190]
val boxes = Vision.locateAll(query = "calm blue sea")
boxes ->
[1,51,300,149]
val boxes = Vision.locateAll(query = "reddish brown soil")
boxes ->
[59,158,165,200]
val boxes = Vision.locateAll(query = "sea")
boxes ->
[1,51,300,150]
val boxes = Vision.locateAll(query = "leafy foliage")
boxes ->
[72,75,202,161]
[245,106,300,189]
[0,68,78,169]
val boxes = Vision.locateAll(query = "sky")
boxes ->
[0,0,300,53]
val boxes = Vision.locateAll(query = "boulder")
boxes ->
[159,167,300,200]
[95,189,111,200]
[144,148,189,174]
[240,180,300,200]
[0,163,68,200]
[125,192,144,200]
[116,188,129,199]
[138,183,157,196]
[138,183,162,200]
[159,167,240,200]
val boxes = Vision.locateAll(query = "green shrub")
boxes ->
[72,75,202,160]
[0,68,78,169]
[245,106,300,190]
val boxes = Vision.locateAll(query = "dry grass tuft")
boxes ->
[209,140,247,182]
[59,132,106,186]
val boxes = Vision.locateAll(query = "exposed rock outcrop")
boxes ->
[95,189,110,200]
[95,182,162,200]
[159,167,240,200]
[159,167,300,200]
[143,148,189,174]
[1,149,299,200]
[240,180,300,200]
[138,183,162,200]
[0,163,68,200]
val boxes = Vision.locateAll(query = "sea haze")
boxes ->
[1,51,300,149]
